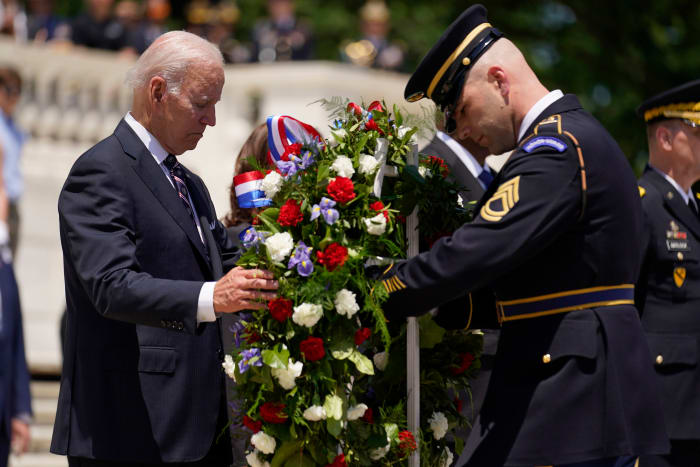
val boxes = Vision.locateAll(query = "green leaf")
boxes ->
[323,393,344,420]
[348,349,375,375]
[330,342,354,360]
[326,417,342,438]
[283,453,315,467]
[262,346,291,369]
[419,314,446,349]
[270,440,304,467]
[384,423,399,442]
[258,208,281,234]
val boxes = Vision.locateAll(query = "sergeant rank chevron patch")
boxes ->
[481,176,521,222]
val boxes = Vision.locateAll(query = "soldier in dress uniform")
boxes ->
[375,4,669,466]
[635,80,700,467]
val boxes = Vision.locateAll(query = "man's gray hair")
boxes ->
[125,31,224,94]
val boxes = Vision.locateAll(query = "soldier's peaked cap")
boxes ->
[404,4,503,108]
[637,79,700,125]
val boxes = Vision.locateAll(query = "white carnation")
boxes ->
[222,354,236,382]
[334,289,360,318]
[246,449,271,467]
[428,411,449,440]
[440,446,454,467]
[330,128,347,146]
[397,125,417,144]
[261,171,283,197]
[331,155,355,178]
[346,403,368,421]
[358,154,379,175]
[251,431,276,455]
[373,351,389,371]
[418,166,432,178]
[363,213,387,236]
[370,440,391,460]
[302,405,327,421]
[271,358,303,390]
[292,303,323,328]
[264,232,294,262]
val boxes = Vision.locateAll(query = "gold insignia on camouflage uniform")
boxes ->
[481,176,521,222]
[674,267,686,288]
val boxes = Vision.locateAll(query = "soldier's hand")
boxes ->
[213,267,278,313]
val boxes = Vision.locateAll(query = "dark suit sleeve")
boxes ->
[58,155,204,333]
[6,265,32,418]
[635,189,652,315]
[381,137,582,317]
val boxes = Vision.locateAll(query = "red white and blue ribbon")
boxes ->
[266,115,323,162]
[234,171,273,209]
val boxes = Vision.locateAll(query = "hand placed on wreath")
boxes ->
[213,267,278,313]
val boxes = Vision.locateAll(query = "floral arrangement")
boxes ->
[226,100,482,467]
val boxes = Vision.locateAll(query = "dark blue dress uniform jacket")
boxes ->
[51,120,239,463]
[636,166,700,440]
[381,95,669,466]
[0,261,31,466]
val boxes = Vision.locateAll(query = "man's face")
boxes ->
[451,75,515,155]
[673,120,700,173]
[155,63,224,155]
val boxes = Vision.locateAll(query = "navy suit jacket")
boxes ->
[51,119,239,463]
[0,260,31,458]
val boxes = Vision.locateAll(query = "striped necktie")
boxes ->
[164,155,208,255]
[478,168,494,188]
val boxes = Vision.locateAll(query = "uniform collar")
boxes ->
[124,112,170,165]
[518,89,564,142]
[650,164,696,208]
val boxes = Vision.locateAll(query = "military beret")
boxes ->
[404,4,503,109]
[637,79,700,125]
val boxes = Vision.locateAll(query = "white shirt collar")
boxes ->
[517,89,564,142]
[650,165,696,207]
[435,131,491,190]
[124,112,170,165]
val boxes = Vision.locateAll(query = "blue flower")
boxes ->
[276,159,298,177]
[238,348,262,373]
[241,227,266,250]
[229,313,252,349]
[288,241,314,277]
[310,197,339,225]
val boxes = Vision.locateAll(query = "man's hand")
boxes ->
[213,267,278,313]
[11,418,30,455]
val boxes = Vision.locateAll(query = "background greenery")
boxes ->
[54,0,700,172]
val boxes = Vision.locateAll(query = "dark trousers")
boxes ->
[554,456,638,467]
[639,439,700,467]
[0,437,9,467]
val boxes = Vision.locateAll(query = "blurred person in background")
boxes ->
[341,0,404,71]
[0,66,24,258]
[114,0,148,53]
[207,1,251,64]
[26,0,70,43]
[252,0,313,62]
[142,0,170,48]
[0,0,27,40]
[70,0,134,54]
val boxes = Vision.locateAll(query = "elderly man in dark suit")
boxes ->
[50,31,278,466]
[0,259,31,467]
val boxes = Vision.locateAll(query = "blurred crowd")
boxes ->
[0,0,406,70]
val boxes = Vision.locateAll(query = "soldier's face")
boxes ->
[677,120,700,170]
[452,76,515,155]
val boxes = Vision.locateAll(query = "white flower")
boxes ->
[292,303,323,328]
[334,289,360,318]
[373,351,389,371]
[346,403,368,421]
[370,439,391,460]
[251,431,276,455]
[302,405,327,421]
[418,166,432,178]
[457,194,464,207]
[364,213,387,236]
[264,232,294,262]
[440,446,454,467]
[330,128,347,146]
[358,154,379,175]
[331,155,355,178]
[246,449,271,467]
[398,125,417,144]
[271,358,303,390]
[261,171,283,198]
[428,411,449,440]
[222,354,236,381]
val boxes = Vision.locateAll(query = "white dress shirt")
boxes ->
[435,130,492,190]
[124,113,216,323]
[650,165,698,211]
[517,89,564,142]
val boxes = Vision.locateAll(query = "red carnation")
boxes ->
[427,155,450,177]
[398,430,417,455]
[281,142,303,161]
[259,402,288,424]
[243,415,262,433]
[454,396,463,413]
[354,327,371,346]
[370,200,389,221]
[450,352,475,375]
[278,199,303,227]
[316,243,348,271]
[245,329,261,344]
[368,100,384,112]
[361,407,374,424]
[300,336,325,361]
[326,454,347,467]
[268,297,293,323]
[347,102,363,116]
[365,118,384,134]
[327,177,356,204]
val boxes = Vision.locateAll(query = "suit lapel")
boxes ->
[644,167,700,240]
[187,173,225,279]
[114,120,212,270]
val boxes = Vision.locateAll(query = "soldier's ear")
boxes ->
[655,124,674,152]
[488,66,509,98]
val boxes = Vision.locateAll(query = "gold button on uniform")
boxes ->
[542,353,552,364]
[667,192,674,200]
[655,355,663,365]
[677,252,684,260]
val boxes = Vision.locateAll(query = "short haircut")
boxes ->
[0,65,22,94]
